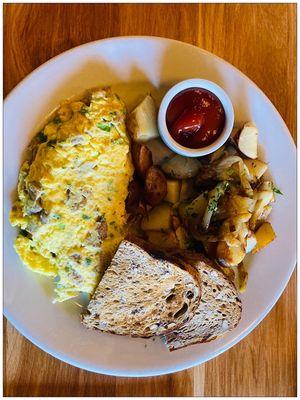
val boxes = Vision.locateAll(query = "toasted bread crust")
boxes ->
[164,256,242,351]
[82,240,201,337]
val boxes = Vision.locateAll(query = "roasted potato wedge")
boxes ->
[250,190,274,230]
[127,95,159,142]
[144,166,167,206]
[237,122,258,159]
[141,202,172,231]
[146,230,179,249]
[227,195,256,216]
[162,154,201,179]
[244,159,268,181]
[144,138,174,165]
[252,222,276,253]
[165,179,181,204]
[131,142,153,179]
[217,241,245,267]
[179,179,195,201]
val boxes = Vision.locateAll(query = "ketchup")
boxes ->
[166,88,225,149]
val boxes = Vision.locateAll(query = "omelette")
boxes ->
[10,88,134,302]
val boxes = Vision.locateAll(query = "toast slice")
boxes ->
[82,240,201,337]
[163,252,242,350]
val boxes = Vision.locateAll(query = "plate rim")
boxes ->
[4,35,296,377]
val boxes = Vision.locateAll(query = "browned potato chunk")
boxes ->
[217,241,245,267]
[244,159,268,181]
[146,230,179,249]
[127,95,159,142]
[252,222,276,253]
[165,179,181,204]
[144,166,167,206]
[131,142,153,178]
[237,122,258,159]
[179,179,195,201]
[126,180,143,211]
[141,202,172,231]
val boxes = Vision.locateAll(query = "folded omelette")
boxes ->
[10,88,134,302]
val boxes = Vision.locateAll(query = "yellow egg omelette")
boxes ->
[10,88,134,302]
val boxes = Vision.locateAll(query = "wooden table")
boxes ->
[4,4,296,397]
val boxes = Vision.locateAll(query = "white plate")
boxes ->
[4,36,296,377]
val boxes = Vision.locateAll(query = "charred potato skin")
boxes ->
[131,142,153,179]
[144,166,168,206]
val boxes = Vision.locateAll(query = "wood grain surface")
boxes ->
[3,3,296,397]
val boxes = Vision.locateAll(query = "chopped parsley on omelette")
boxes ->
[10,88,134,302]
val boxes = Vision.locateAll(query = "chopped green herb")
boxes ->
[85,258,92,266]
[82,214,91,220]
[80,105,89,115]
[47,139,57,147]
[97,123,111,132]
[110,111,117,116]
[53,116,61,124]
[115,94,120,100]
[107,197,112,201]
[20,229,29,237]
[58,223,65,229]
[111,138,124,145]
[30,246,34,250]
[207,181,229,213]
[37,131,47,142]
[52,213,61,220]
[272,185,283,195]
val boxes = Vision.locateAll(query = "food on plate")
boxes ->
[10,81,280,347]
[161,154,201,179]
[10,88,134,302]
[146,230,180,249]
[165,179,181,204]
[179,179,196,201]
[127,94,159,142]
[141,202,172,231]
[144,166,167,206]
[133,117,279,293]
[253,222,276,253]
[244,159,268,182]
[131,142,153,178]
[125,180,143,213]
[236,263,248,293]
[163,252,242,350]
[166,88,225,149]
[82,239,201,337]
[236,122,258,159]
[144,138,174,165]
[82,238,242,350]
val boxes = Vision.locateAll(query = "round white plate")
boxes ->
[4,37,296,377]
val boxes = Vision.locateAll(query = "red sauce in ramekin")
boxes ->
[166,88,225,149]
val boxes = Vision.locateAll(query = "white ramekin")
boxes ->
[157,79,234,157]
